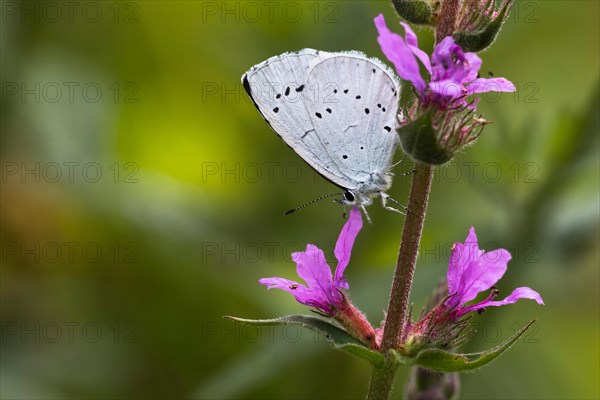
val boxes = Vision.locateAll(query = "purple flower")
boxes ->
[259,207,377,347]
[445,227,544,318]
[374,14,515,111]
[259,207,363,316]
[373,14,517,164]
[401,227,543,355]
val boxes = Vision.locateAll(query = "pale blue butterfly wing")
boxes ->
[242,49,402,210]
[242,49,350,187]
[304,52,400,194]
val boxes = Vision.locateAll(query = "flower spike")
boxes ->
[401,227,543,356]
[374,14,515,164]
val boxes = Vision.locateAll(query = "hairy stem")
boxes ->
[366,4,463,396]
[436,0,463,42]
[366,162,434,400]
[366,353,399,400]
[382,162,434,350]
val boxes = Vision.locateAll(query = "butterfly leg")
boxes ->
[381,193,408,215]
[342,204,349,220]
[360,205,373,224]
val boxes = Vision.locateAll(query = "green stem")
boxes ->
[366,162,434,400]
[365,353,399,400]
[382,162,434,349]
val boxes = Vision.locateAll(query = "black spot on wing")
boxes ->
[384,126,391,132]
[315,112,322,118]
[273,107,279,113]
[242,74,281,145]
[365,108,370,114]
[295,84,305,92]
[285,87,290,96]
[326,108,331,113]
[355,95,361,99]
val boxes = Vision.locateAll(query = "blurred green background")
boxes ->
[1,1,598,399]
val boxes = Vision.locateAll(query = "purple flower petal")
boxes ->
[259,277,305,294]
[447,227,483,296]
[374,14,426,94]
[433,39,479,78]
[375,20,516,114]
[430,39,483,93]
[292,244,335,300]
[462,287,545,314]
[431,37,457,81]
[457,248,511,304]
[466,77,516,95]
[259,277,332,313]
[445,227,543,319]
[428,79,465,100]
[334,207,363,288]
[461,53,482,83]
[259,206,365,316]
[448,52,482,84]
[399,22,432,74]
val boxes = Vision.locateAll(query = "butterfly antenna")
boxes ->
[386,156,414,177]
[390,155,407,169]
[284,192,341,215]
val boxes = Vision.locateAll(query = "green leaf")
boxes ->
[411,320,536,372]
[338,342,385,367]
[225,315,384,367]
[453,0,512,52]
[392,0,434,26]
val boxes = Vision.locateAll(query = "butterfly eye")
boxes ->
[343,191,355,203]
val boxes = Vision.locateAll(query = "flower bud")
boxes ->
[405,367,460,400]
[334,294,378,349]
[397,101,489,165]
[397,110,453,165]
[391,0,438,26]
[398,278,472,356]
[454,0,513,52]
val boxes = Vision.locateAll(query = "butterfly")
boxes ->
[242,49,406,221]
